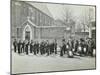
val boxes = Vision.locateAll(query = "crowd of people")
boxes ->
[60,38,96,57]
[13,37,96,58]
[13,39,57,56]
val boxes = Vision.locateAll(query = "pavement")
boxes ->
[12,51,96,74]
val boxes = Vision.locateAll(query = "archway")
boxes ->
[23,24,32,41]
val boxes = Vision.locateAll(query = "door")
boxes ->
[25,31,30,41]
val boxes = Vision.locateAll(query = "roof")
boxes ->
[26,2,53,18]
[22,19,67,28]
[54,19,67,26]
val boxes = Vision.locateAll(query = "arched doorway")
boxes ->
[23,24,32,41]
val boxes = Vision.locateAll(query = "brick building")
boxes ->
[11,0,72,44]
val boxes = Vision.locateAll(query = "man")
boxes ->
[66,40,71,53]
[50,41,55,54]
[30,40,33,53]
[71,39,75,51]
[20,40,23,53]
[17,40,22,54]
[49,42,52,54]
[90,39,95,57]
[83,41,88,56]
[33,41,37,55]
[78,39,84,56]
[36,41,39,54]
[60,40,66,56]
[13,39,17,52]
[75,40,79,53]
[40,41,44,55]
[54,39,57,54]
[45,40,50,56]
[25,41,30,55]
[21,40,25,53]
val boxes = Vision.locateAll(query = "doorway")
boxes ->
[25,31,30,41]
[23,24,33,41]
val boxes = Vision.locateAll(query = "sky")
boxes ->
[46,3,95,21]
[46,3,95,31]
[27,2,96,31]
[27,1,95,21]
[17,0,96,22]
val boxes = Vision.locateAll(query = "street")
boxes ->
[12,51,95,74]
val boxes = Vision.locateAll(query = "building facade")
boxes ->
[12,0,53,40]
[12,0,91,44]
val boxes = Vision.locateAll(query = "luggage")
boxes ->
[68,50,74,58]
[83,47,87,53]
[77,46,82,56]
[78,46,82,52]
[66,45,69,49]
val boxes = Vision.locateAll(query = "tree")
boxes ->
[62,7,73,24]
[61,7,76,38]
[80,7,94,32]
[80,7,94,38]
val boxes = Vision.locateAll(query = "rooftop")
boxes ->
[26,2,53,18]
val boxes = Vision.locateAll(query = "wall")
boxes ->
[11,0,55,41]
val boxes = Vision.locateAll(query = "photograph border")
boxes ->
[10,0,96,74]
